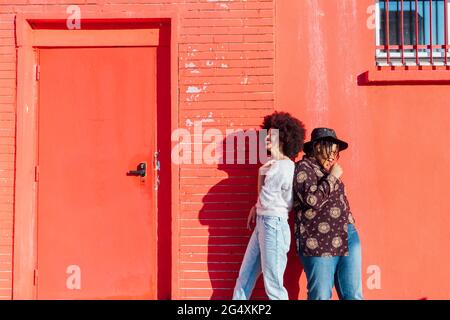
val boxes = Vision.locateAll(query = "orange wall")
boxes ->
[0,0,275,300]
[0,0,449,300]
[276,0,450,300]
[0,10,14,300]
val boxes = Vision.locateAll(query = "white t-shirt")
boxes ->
[255,159,295,219]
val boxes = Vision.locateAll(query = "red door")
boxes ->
[36,47,157,299]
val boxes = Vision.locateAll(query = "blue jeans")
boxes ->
[233,215,291,300]
[300,224,363,300]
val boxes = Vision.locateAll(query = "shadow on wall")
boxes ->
[199,131,304,300]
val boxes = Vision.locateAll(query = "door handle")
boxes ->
[127,162,146,177]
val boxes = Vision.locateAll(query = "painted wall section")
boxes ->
[0,0,275,300]
[1,0,449,300]
[276,0,450,300]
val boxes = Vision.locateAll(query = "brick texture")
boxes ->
[0,0,274,299]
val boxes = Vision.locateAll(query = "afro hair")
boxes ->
[261,111,306,159]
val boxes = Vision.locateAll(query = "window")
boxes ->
[376,0,450,66]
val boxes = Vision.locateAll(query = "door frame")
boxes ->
[13,11,180,300]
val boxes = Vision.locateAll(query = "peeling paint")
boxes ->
[186,86,202,94]
[185,62,196,68]
[186,94,201,102]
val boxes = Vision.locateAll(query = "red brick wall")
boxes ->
[0,9,15,301]
[177,0,274,300]
[0,0,275,299]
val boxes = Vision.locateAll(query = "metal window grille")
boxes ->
[376,0,449,66]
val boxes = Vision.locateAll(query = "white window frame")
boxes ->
[375,0,450,66]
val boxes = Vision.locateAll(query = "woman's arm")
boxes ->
[257,172,265,195]
[247,160,275,229]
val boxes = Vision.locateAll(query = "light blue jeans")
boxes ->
[300,223,364,300]
[232,215,291,300]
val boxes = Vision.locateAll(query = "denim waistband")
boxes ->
[257,214,289,222]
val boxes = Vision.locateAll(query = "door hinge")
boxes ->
[35,64,40,81]
[34,165,39,182]
[33,269,38,286]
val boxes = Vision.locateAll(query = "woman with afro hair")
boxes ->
[232,111,306,300]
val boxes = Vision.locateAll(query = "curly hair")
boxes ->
[261,111,306,159]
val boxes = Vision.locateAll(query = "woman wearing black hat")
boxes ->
[293,128,363,300]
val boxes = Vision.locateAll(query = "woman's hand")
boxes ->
[330,163,343,179]
[247,205,257,230]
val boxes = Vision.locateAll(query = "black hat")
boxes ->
[303,128,348,153]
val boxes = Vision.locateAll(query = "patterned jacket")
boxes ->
[293,155,355,257]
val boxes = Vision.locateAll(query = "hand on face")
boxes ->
[322,155,342,179]
[317,143,341,176]
[330,163,343,179]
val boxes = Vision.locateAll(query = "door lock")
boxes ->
[126,162,147,178]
